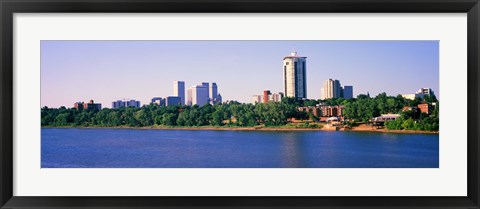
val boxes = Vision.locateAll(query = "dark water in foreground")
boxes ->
[41,128,439,168]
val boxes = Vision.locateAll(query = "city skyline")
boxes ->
[41,41,439,108]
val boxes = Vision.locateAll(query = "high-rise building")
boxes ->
[283,51,307,99]
[173,81,185,105]
[112,100,126,108]
[402,88,436,100]
[187,88,193,106]
[263,90,271,103]
[216,93,222,104]
[252,91,283,104]
[271,93,283,102]
[184,82,220,106]
[151,97,164,106]
[188,85,209,106]
[113,99,140,108]
[322,79,342,99]
[126,100,141,108]
[416,88,435,98]
[210,82,218,104]
[166,96,181,106]
[77,99,102,110]
[252,95,262,104]
[202,82,210,99]
[74,102,84,111]
[343,86,354,99]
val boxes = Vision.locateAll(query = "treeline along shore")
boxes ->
[42,93,439,133]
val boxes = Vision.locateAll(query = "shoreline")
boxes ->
[42,125,439,135]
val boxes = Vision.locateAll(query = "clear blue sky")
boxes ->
[41,40,439,108]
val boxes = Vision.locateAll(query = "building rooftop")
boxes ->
[283,51,307,60]
[376,114,401,119]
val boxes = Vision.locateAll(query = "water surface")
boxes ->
[41,128,439,168]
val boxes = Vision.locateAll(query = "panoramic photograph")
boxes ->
[41,40,439,168]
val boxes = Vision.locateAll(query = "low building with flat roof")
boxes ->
[151,97,165,106]
[166,96,182,106]
[374,114,401,122]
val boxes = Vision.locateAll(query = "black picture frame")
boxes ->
[1,0,479,208]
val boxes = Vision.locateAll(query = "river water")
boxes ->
[41,128,439,168]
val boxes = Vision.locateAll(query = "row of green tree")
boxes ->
[41,101,305,127]
[42,93,438,131]
[385,113,439,131]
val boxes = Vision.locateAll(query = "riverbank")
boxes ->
[347,124,439,134]
[42,124,438,134]
[43,125,322,131]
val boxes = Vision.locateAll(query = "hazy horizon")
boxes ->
[41,40,439,108]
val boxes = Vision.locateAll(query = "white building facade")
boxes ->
[401,88,436,100]
[271,93,283,102]
[322,79,342,99]
[283,51,307,99]
[252,95,262,104]
[188,85,209,106]
[416,88,435,97]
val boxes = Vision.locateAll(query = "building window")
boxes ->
[286,62,289,65]
[294,61,298,98]
[284,66,287,94]
[302,61,306,98]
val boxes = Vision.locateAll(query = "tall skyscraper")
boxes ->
[210,82,218,104]
[283,51,307,99]
[322,79,342,99]
[202,82,210,99]
[343,86,354,99]
[188,85,209,106]
[173,81,185,105]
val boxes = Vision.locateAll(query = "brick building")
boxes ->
[320,105,345,117]
[417,103,433,114]
[298,105,345,117]
[74,100,101,111]
[298,106,321,117]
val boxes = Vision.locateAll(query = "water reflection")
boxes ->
[280,132,305,168]
[42,128,439,168]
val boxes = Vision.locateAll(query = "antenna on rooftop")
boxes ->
[291,49,297,56]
